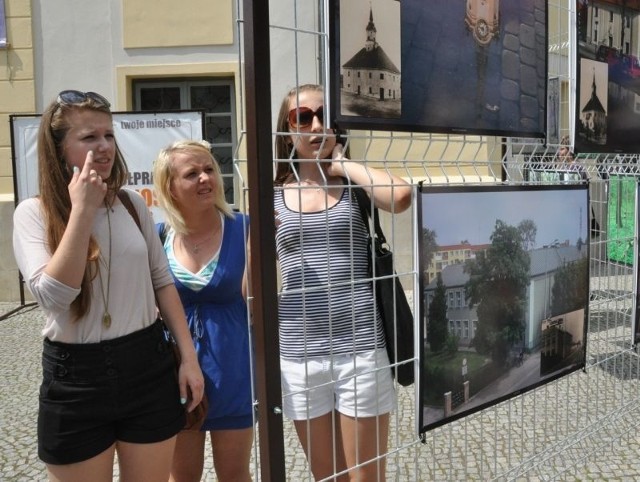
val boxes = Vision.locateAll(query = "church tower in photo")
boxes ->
[341,6,401,101]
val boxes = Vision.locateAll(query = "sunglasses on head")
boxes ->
[288,106,324,129]
[56,90,111,108]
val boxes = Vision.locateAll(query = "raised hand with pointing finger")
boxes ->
[68,151,108,214]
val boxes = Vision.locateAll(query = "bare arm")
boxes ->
[242,231,251,302]
[155,283,204,411]
[327,144,412,213]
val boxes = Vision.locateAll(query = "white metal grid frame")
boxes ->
[235,0,640,480]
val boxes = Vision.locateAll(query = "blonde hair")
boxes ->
[153,139,234,235]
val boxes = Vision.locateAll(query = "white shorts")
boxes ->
[281,348,397,420]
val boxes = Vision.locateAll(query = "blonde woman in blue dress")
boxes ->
[154,140,253,482]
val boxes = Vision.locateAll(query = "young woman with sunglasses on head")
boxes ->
[153,140,253,482]
[274,84,412,481]
[12,90,204,482]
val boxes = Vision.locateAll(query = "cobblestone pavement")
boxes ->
[2,301,639,481]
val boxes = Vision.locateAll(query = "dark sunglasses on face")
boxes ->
[288,106,324,129]
[56,90,111,108]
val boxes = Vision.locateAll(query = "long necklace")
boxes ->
[98,201,112,328]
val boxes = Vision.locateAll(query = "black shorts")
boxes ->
[38,319,186,465]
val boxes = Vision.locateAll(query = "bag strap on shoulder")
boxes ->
[117,190,142,232]
[117,191,169,328]
[118,190,170,246]
[351,184,387,245]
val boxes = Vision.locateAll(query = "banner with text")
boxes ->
[11,111,204,221]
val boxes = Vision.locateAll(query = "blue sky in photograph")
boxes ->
[420,188,589,248]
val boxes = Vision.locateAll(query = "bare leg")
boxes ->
[210,427,254,481]
[46,444,115,482]
[117,436,177,482]
[294,412,349,481]
[169,430,206,482]
[337,412,389,482]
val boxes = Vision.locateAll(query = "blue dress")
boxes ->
[158,214,253,430]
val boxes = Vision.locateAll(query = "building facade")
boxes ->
[424,242,490,286]
[425,244,587,351]
[0,0,526,303]
[0,0,323,301]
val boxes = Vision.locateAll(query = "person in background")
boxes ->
[153,140,254,482]
[556,135,588,182]
[557,135,575,164]
[273,84,412,481]
[12,90,203,482]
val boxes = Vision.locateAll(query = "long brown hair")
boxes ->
[38,94,129,320]
[274,84,349,186]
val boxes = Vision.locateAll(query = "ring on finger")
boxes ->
[89,169,98,177]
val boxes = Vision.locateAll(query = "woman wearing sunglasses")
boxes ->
[273,84,412,481]
[12,90,204,481]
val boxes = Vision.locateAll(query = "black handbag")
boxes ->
[353,187,415,387]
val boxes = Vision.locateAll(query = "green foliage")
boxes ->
[422,351,493,406]
[607,176,635,265]
[422,227,438,281]
[427,273,448,352]
[465,219,531,363]
[445,333,459,357]
[518,219,538,251]
[551,256,589,315]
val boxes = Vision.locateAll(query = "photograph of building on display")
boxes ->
[331,0,547,138]
[576,0,640,153]
[418,184,589,432]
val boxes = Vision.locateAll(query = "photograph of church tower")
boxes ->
[578,59,608,146]
[338,0,401,119]
[575,0,640,153]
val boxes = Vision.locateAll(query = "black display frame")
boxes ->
[329,0,548,138]
[635,179,640,344]
[418,183,590,433]
[575,0,640,154]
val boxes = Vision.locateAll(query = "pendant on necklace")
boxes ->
[103,312,112,328]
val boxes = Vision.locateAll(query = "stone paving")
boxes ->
[1,301,640,481]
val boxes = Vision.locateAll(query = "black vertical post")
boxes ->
[242,0,286,480]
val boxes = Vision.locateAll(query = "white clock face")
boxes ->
[476,19,490,42]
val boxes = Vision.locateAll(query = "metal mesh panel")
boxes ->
[236,0,640,480]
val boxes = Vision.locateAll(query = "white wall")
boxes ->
[32,0,241,111]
